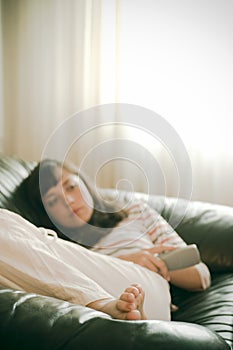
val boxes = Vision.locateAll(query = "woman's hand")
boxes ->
[118,245,177,281]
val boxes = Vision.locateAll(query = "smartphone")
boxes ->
[158,244,201,271]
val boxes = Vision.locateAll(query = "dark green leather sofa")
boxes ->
[0,155,232,350]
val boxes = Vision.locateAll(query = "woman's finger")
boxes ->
[144,259,160,273]
[147,245,177,255]
[151,256,170,281]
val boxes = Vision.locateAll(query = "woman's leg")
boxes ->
[46,229,171,320]
[0,209,171,320]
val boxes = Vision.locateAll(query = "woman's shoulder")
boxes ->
[121,198,159,220]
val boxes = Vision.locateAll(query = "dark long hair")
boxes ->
[22,159,127,247]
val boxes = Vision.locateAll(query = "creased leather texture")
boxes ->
[0,154,232,350]
[0,288,230,350]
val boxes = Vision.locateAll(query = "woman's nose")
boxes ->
[65,194,75,204]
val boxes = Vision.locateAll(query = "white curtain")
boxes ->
[116,0,233,206]
[1,0,103,159]
[1,0,233,206]
[0,0,3,151]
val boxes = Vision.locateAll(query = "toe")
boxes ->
[126,309,141,321]
[125,286,140,298]
[117,299,136,312]
[120,292,135,303]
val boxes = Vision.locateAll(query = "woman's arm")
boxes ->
[169,262,211,291]
[118,248,211,291]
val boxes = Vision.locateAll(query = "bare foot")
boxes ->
[87,283,147,320]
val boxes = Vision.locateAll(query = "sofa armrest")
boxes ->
[159,198,233,273]
[0,288,230,350]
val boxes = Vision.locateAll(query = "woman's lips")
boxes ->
[72,207,82,215]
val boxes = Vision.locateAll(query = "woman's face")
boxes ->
[42,168,94,228]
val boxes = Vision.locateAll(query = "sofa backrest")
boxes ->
[0,155,36,217]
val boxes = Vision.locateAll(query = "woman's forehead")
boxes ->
[61,171,81,184]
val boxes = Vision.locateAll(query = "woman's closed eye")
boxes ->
[65,182,78,192]
[46,197,59,208]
